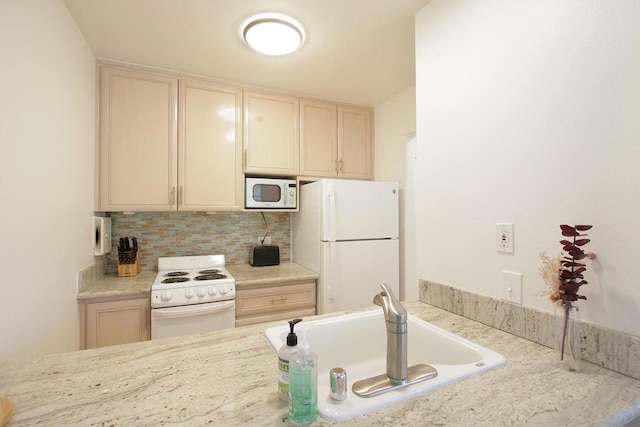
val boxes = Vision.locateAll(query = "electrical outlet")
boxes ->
[496,223,514,253]
[258,236,272,245]
[501,270,523,304]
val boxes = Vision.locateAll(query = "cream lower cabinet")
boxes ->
[243,91,299,176]
[300,100,373,180]
[98,64,243,212]
[235,281,316,327]
[81,296,150,349]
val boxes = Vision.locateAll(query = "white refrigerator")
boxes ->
[292,179,400,314]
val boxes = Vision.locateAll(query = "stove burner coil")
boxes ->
[198,269,221,274]
[194,273,227,281]
[164,271,189,277]
[161,277,191,284]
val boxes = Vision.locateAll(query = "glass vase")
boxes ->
[555,303,581,371]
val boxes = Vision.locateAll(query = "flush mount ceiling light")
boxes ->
[242,14,305,56]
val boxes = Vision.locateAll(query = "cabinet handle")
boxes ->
[270,297,288,304]
[338,158,344,172]
[334,158,339,175]
[178,186,184,205]
[170,187,176,206]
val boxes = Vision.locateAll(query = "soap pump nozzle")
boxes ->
[287,318,302,346]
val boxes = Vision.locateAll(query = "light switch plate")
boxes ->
[501,270,523,304]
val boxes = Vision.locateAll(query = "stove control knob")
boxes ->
[197,288,206,298]
[160,291,172,302]
[220,286,229,295]
[185,289,195,299]
[208,287,218,296]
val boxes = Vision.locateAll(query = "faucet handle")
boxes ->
[378,284,406,324]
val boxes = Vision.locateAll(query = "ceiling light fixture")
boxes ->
[242,14,305,56]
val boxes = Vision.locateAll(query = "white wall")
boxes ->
[0,0,95,360]
[415,1,640,336]
[374,87,417,301]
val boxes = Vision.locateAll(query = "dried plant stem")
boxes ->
[560,303,570,361]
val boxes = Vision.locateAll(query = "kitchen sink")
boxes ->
[265,309,506,422]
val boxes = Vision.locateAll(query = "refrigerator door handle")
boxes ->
[327,242,335,301]
[327,183,337,242]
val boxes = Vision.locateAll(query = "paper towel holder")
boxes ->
[93,216,112,256]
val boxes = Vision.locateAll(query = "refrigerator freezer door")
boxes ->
[319,239,399,314]
[321,180,399,241]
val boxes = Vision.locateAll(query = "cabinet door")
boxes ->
[299,100,338,177]
[179,79,243,211]
[85,297,150,349]
[244,91,299,175]
[99,66,178,211]
[337,106,373,179]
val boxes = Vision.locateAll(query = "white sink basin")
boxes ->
[265,310,506,422]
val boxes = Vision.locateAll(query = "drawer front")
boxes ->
[235,307,316,328]
[236,282,316,317]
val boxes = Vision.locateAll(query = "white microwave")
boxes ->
[245,177,297,209]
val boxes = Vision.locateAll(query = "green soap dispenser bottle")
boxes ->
[288,332,317,425]
[278,318,302,401]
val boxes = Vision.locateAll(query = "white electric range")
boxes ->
[150,255,235,339]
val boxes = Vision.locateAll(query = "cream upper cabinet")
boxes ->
[300,100,373,180]
[178,79,243,211]
[337,105,373,179]
[299,100,338,177]
[98,66,178,211]
[244,91,299,176]
[98,64,243,212]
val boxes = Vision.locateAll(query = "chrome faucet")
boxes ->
[373,283,408,384]
[352,284,438,398]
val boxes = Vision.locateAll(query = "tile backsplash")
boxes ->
[105,211,290,273]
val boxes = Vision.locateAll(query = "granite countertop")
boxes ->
[228,262,319,289]
[76,270,156,299]
[77,262,318,299]
[2,301,639,426]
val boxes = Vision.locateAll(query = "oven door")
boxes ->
[151,300,235,340]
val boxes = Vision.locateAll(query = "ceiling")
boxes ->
[63,0,430,106]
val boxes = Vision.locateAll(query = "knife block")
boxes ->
[117,251,141,277]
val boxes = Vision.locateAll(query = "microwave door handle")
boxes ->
[152,300,234,319]
[282,183,287,207]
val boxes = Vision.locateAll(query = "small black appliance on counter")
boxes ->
[250,245,280,267]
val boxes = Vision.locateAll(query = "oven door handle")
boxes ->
[152,300,235,319]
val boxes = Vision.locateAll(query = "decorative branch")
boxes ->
[558,224,592,306]
[557,224,592,360]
